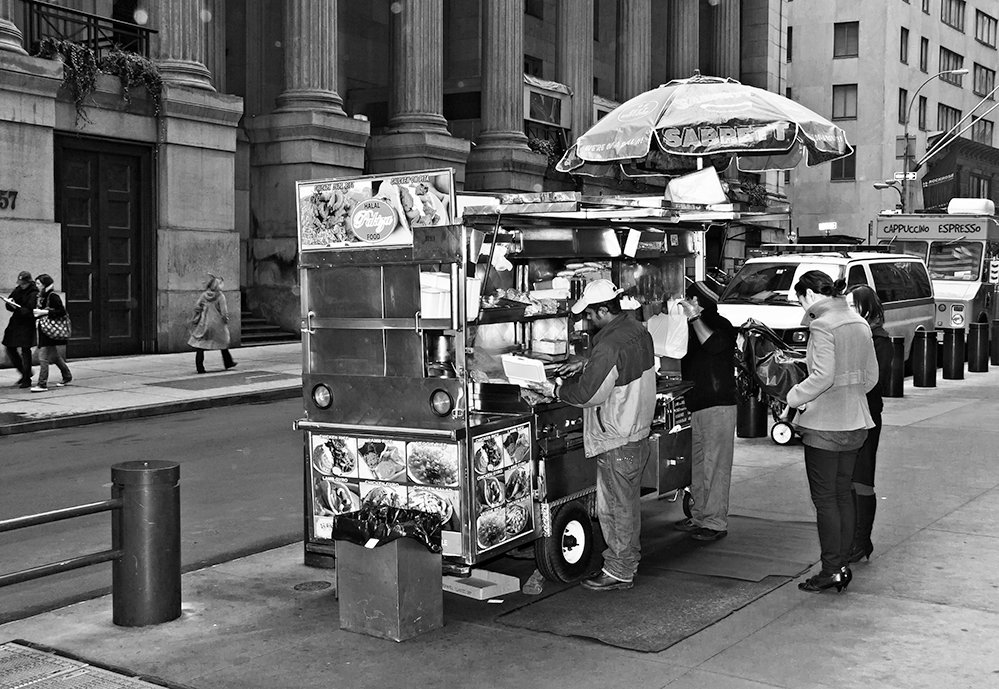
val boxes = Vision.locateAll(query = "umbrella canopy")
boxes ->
[557,74,854,177]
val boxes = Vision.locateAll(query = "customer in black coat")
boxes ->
[2,270,39,388]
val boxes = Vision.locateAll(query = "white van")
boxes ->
[716,251,935,361]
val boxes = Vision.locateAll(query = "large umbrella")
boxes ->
[557,73,853,177]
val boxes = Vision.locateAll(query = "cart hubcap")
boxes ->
[561,520,587,564]
[773,424,792,443]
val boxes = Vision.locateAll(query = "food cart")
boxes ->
[293,168,706,583]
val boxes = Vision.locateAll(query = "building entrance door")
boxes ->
[55,137,152,358]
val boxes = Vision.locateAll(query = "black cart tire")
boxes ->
[534,501,594,583]
[771,421,794,445]
[682,488,694,518]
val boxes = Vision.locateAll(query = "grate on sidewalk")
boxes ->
[146,370,297,391]
[0,642,181,689]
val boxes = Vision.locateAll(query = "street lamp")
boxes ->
[902,68,969,213]
[873,180,904,210]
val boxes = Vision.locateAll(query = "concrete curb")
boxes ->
[0,385,302,436]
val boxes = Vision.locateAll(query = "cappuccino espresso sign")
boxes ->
[875,215,997,241]
[297,168,455,250]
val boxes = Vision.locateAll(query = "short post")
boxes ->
[736,389,768,438]
[887,337,905,398]
[111,460,181,627]
[911,330,936,388]
[941,328,965,380]
[990,320,999,366]
[968,322,989,372]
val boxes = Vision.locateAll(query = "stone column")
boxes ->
[156,0,213,90]
[205,0,226,93]
[616,0,652,101]
[275,0,344,114]
[0,0,26,54]
[466,0,545,191]
[667,0,699,80]
[387,0,448,133]
[558,0,594,141]
[712,0,741,79]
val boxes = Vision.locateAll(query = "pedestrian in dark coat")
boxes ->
[188,274,236,373]
[2,270,39,388]
[31,274,73,392]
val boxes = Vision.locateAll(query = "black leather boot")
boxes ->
[849,494,877,563]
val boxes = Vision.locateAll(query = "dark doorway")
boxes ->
[55,137,153,358]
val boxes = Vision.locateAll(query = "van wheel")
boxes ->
[771,422,794,445]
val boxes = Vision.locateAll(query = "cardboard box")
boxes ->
[337,539,443,642]
[442,569,521,600]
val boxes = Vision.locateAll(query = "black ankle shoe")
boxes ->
[848,541,873,563]
[798,570,846,593]
[839,566,853,591]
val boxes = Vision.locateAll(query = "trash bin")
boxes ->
[332,506,444,642]
[736,389,768,438]
[911,330,936,388]
[941,328,965,380]
[968,322,989,372]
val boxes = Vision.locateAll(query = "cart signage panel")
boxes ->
[297,168,456,251]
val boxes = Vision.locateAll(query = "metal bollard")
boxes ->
[968,322,989,372]
[911,330,936,388]
[991,320,999,366]
[111,461,181,627]
[736,389,769,438]
[941,328,965,380]
[887,336,904,398]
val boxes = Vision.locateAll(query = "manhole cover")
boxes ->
[294,581,333,591]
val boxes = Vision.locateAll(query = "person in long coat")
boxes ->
[2,270,39,388]
[188,274,236,373]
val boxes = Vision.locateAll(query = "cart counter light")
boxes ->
[430,389,454,417]
[312,384,333,409]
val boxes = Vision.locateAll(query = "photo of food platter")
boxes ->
[408,486,460,532]
[311,435,358,478]
[476,474,505,508]
[476,501,534,551]
[357,439,408,482]
[505,464,530,502]
[359,480,408,510]
[505,499,532,539]
[473,434,507,475]
[407,442,459,487]
[502,428,530,464]
[314,477,360,517]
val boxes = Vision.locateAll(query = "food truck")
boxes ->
[875,198,999,333]
[292,168,774,583]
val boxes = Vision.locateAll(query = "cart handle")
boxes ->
[414,310,423,335]
[301,310,316,335]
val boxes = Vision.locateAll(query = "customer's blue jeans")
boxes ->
[595,439,651,582]
[37,344,71,387]
[804,445,859,574]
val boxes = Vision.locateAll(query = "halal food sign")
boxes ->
[350,198,398,243]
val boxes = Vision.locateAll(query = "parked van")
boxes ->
[716,250,935,361]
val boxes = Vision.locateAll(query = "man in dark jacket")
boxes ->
[675,281,737,541]
[547,279,656,591]
[2,271,39,388]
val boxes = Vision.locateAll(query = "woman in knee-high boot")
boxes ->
[845,285,893,563]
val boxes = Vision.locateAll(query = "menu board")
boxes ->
[297,169,456,251]
[471,423,534,554]
[308,433,462,547]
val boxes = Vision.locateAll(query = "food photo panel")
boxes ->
[357,439,408,482]
[505,498,533,540]
[504,464,530,502]
[476,507,507,551]
[310,434,359,479]
[359,480,408,510]
[502,425,531,466]
[407,486,460,532]
[406,441,459,487]
[473,432,507,475]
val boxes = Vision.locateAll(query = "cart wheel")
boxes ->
[682,489,694,518]
[534,501,594,583]
[771,422,794,445]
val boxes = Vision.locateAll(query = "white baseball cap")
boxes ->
[571,279,624,314]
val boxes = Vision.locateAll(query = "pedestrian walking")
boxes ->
[2,270,39,389]
[31,274,73,392]
[534,279,657,591]
[844,285,893,563]
[675,281,738,542]
[787,271,878,594]
[188,274,236,373]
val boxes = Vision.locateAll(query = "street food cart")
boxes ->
[293,168,703,583]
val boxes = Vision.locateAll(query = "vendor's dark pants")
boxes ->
[5,345,32,382]
[595,439,651,582]
[804,445,859,574]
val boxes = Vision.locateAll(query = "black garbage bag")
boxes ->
[735,318,808,404]
[332,506,444,554]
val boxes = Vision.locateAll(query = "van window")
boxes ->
[847,265,868,286]
[869,261,933,302]
[720,262,838,304]
[927,240,983,281]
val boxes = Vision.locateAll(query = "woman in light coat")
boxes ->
[786,271,878,594]
[188,274,236,373]
[31,274,73,391]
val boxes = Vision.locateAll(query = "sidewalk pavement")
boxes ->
[3,359,999,688]
[0,343,303,435]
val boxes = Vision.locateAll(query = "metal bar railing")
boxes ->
[0,498,122,533]
[0,549,121,588]
[20,0,156,58]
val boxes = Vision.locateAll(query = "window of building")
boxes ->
[833,22,859,58]
[970,174,992,199]
[974,63,996,98]
[524,54,543,78]
[787,26,793,62]
[786,86,792,99]
[923,0,930,14]
[975,10,998,48]
[918,95,928,130]
[941,0,966,31]
[937,103,962,132]
[831,150,856,180]
[920,37,929,72]
[900,27,909,63]
[525,0,543,19]
[899,88,908,124]
[938,47,965,84]
[832,84,858,119]
[972,119,994,146]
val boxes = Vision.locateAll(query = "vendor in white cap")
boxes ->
[537,279,656,591]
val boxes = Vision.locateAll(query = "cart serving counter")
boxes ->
[294,169,696,583]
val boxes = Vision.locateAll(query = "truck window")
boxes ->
[927,241,983,281]
[720,262,835,304]
[869,261,932,302]
[847,265,868,286]
[881,239,928,261]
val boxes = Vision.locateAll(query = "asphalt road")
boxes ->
[0,398,304,624]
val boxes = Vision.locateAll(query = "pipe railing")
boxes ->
[19,0,156,59]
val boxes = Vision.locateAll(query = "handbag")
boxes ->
[646,303,689,359]
[38,313,72,340]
